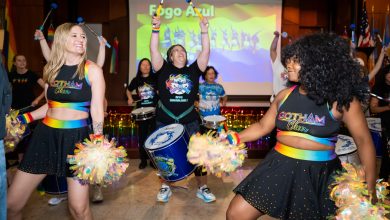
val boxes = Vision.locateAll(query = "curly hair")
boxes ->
[281,32,368,112]
[201,66,219,81]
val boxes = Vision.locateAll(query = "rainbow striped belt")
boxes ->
[43,116,89,129]
[274,142,336,161]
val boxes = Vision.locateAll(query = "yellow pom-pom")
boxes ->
[67,135,129,186]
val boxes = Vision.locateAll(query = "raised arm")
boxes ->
[150,16,164,72]
[368,46,386,81]
[197,17,210,72]
[34,30,51,62]
[270,31,280,63]
[88,62,106,135]
[342,98,377,199]
[96,36,107,68]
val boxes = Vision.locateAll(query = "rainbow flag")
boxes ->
[3,0,17,71]
[109,37,119,74]
[47,23,55,47]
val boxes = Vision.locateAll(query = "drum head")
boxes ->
[366,117,381,132]
[204,115,226,122]
[131,107,155,115]
[145,124,184,150]
[335,134,357,155]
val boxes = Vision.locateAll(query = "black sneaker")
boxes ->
[139,160,147,169]
[149,160,156,169]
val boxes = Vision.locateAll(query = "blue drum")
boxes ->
[144,124,196,182]
[335,134,360,165]
[41,175,68,195]
[366,117,382,157]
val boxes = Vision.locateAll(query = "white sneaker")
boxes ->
[196,185,216,203]
[156,184,172,202]
[92,185,103,203]
[48,197,67,206]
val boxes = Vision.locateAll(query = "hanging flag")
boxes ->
[109,37,119,74]
[358,0,374,47]
[384,5,390,47]
[3,0,17,71]
[47,23,55,47]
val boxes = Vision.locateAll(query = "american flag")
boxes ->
[358,0,374,47]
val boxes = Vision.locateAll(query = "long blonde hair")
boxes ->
[43,23,87,83]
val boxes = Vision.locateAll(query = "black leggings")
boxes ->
[137,119,156,161]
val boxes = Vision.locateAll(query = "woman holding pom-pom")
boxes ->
[7,23,105,220]
[226,33,377,220]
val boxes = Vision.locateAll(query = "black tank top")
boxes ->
[46,64,92,103]
[276,86,340,146]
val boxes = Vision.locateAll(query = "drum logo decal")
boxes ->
[154,156,178,177]
[150,131,174,146]
[166,74,192,95]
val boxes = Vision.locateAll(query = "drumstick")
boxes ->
[185,0,204,20]
[17,105,33,113]
[370,93,390,102]
[76,17,111,48]
[35,3,58,40]
[156,0,164,17]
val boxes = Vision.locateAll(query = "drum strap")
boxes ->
[158,100,194,123]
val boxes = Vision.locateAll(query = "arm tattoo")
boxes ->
[93,120,104,135]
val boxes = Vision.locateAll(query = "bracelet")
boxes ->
[201,31,208,34]
[227,132,240,145]
[17,112,34,124]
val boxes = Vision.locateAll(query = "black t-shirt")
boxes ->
[8,70,39,109]
[127,74,158,108]
[371,83,390,129]
[156,60,202,124]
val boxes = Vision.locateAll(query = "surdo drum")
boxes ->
[144,124,196,182]
[131,107,155,121]
[335,134,360,165]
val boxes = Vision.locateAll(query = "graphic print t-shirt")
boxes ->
[199,82,226,116]
[156,60,202,124]
[127,75,158,108]
[8,70,39,109]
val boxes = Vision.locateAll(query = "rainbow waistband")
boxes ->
[274,142,336,161]
[43,116,90,129]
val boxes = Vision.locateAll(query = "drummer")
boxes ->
[126,58,158,169]
[198,66,227,119]
[150,15,216,203]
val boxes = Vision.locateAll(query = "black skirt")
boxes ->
[234,149,341,220]
[18,122,91,177]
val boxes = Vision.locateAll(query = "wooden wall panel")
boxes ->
[11,1,44,74]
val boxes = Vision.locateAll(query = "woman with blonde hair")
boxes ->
[7,23,105,220]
